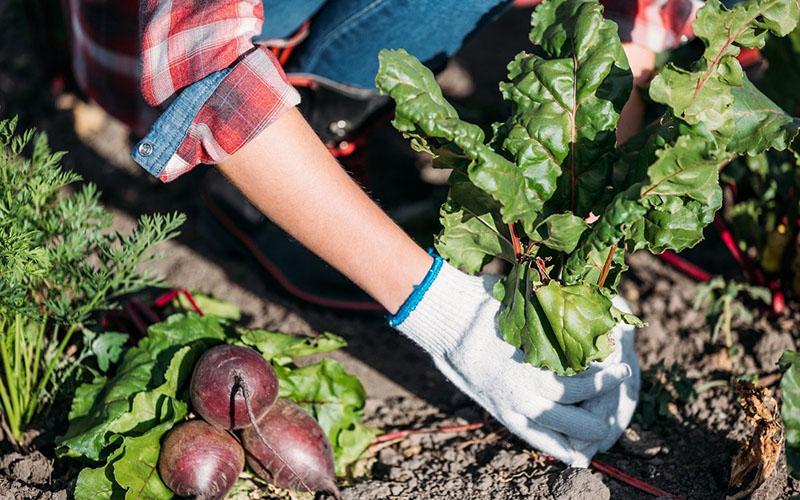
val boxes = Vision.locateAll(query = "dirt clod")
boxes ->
[1,452,53,485]
[549,468,610,500]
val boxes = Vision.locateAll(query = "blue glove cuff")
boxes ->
[387,249,443,327]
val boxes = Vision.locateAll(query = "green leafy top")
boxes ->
[693,276,771,345]
[0,118,185,326]
[61,313,374,499]
[715,19,800,287]
[780,350,800,478]
[376,0,800,375]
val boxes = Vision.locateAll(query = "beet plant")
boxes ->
[60,313,373,499]
[713,21,800,299]
[376,0,800,375]
[188,345,338,496]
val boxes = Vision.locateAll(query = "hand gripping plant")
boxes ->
[376,0,800,375]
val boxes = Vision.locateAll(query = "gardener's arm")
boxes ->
[217,107,432,313]
[618,42,656,143]
[217,108,635,467]
[609,0,702,143]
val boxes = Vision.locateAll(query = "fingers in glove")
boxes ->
[513,399,612,441]
[552,362,633,404]
[568,438,597,468]
[578,360,641,452]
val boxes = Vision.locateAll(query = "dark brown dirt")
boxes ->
[2,3,800,499]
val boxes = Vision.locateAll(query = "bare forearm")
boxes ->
[617,43,657,144]
[217,108,432,313]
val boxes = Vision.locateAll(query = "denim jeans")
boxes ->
[260,0,512,89]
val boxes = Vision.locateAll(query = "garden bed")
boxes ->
[2,2,799,499]
[1,250,798,499]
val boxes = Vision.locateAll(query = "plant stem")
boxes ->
[695,379,729,393]
[0,319,20,439]
[26,323,79,423]
[508,224,523,260]
[29,319,46,398]
[723,296,733,350]
[597,244,618,288]
[372,422,484,444]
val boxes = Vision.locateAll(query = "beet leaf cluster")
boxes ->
[376,0,800,375]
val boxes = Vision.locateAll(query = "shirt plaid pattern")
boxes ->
[602,0,702,53]
[67,0,697,182]
[67,0,298,182]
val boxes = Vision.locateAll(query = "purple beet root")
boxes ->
[190,344,278,429]
[158,420,244,499]
[241,398,340,497]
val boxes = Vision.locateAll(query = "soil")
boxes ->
[2,2,800,499]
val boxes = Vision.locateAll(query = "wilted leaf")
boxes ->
[728,382,783,498]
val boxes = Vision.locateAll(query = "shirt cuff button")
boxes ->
[138,142,154,157]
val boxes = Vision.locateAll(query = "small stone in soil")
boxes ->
[378,446,403,467]
[389,467,414,482]
[620,426,668,457]
[549,468,610,500]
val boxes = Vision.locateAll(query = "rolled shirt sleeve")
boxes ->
[601,0,703,53]
[133,0,300,182]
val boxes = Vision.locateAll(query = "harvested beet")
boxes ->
[158,420,244,499]
[190,344,278,429]
[242,398,339,497]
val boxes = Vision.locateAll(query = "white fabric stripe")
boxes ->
[144,40,175,103]
[238,1,263,53]
[190,123,227,161]
[167,18,259,61]
[68,0,139,78]
[144,0,176,103]
[159,154,191,183]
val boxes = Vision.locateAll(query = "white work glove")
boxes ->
[390,257,639,466]
[570,296,640,464]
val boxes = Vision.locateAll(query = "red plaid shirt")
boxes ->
[66,0,299,182]
[66,0,699,183]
